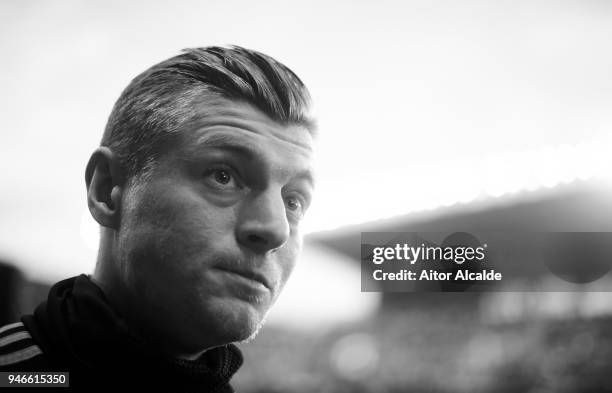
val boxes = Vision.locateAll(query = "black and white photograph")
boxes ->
[1,1,612,392]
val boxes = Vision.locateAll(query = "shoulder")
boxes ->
[0,320,48,371]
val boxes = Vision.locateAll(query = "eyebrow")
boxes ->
[288,168,316,190]
[194,131,316,188]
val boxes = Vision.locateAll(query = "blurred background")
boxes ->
[2,0,612,392]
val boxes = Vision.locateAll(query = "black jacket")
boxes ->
[0,275,243,392]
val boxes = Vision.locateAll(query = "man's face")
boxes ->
[116,98,315,354]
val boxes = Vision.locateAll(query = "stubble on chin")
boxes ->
[237,309,270,345]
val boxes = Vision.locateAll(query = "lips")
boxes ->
[214,265,273,291]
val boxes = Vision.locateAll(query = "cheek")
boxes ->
[275,240,302,291]
[118,182,238,283]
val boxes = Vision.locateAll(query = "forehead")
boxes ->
[181,98,313,151]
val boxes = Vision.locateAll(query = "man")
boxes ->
[0,46,316,391]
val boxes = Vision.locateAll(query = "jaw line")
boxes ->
[237,308,270,345]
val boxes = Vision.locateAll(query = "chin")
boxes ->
[201,296,269,344]
[237,313,268,344]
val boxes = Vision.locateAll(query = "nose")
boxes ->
[236,189,290,254]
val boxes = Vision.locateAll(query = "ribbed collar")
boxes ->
[30,275,243,392]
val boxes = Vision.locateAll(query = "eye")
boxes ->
[213,169,231,185]
[285,196,302,212]
[284,194,308,220]
[203,166,241,190]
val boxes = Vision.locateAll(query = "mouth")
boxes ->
[213,265,273,292]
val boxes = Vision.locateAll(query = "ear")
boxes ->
[85,147,125,229]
